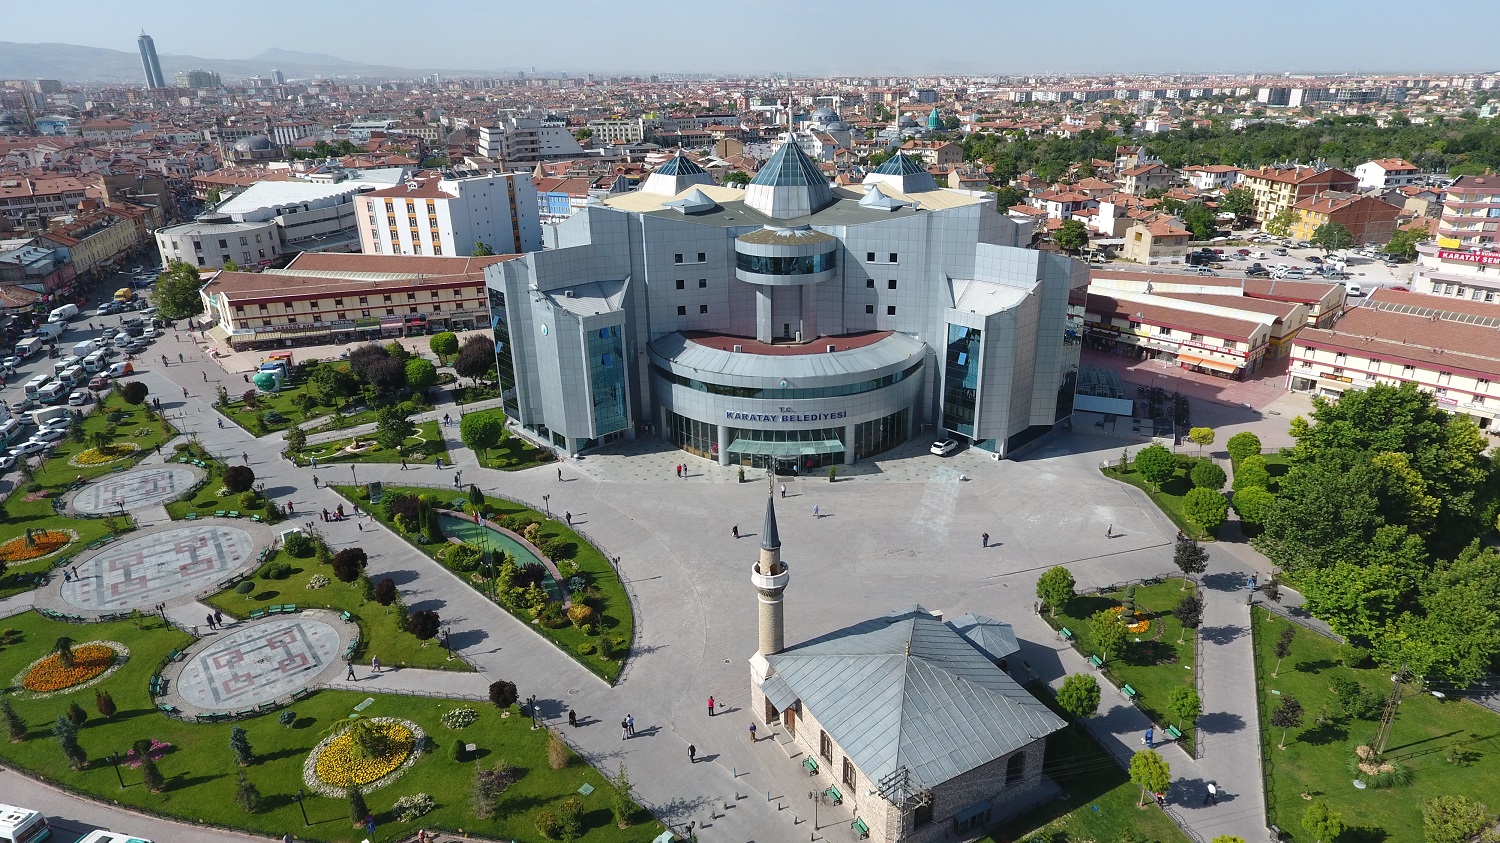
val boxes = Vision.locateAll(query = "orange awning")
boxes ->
[1178,354,1240,374]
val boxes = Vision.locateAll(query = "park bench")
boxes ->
[167,649,182,662]
[1059,627,1074,641]
[1088,655,1103,668]
[292,688,311,701]
[227,511,239,518]
[340,611,353,623]
[283,603,296,613]
[156,703,179,714]
[256,702,277,713]
[214,510,226,517]
[250,514,263,522]
[852,818,870,839]
[183,512,197,520]
[249,609,266,619]
[803,758,819,776]
[267,605,283,615]
[1122,684,1139,700]
[235,709,254,719]
[825,785,843,806]
[149,675,164,695]
[1165,725,1183,740]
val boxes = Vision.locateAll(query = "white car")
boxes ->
[39,416,72,431]
[67,389,90,406]
[1,355,20,370]
[30,426,68,443]
[0,453,16,471]
[930,439,959,457]
[9,440,50,458]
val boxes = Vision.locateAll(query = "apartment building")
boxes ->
[356,172,543,257]
[1121,217,1192,265]
[1353,158,1421,191]
[198,252,513,350]
[1436,173,1500,248]
[1183,165,1241,192]
[1289,191,1403,245]
[1239,165,1358,226]
[0,176,91,224]
[39,205,150,278]
[1119,162,1176,195]
[1080,286,1275,379]
[154,212,281,269]
[475,118,586,165]
[1287,288,1500,430]
[585,117,645,145]
[1412,241,1500,302]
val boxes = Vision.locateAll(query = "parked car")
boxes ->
[1,355,20,371]
[1245,265,1270,277]
[1307,255,1323,264]
[1235,248,1251,256]
[1272,247,1289,256]
[930,439,959,457]
[10,440,52,458]
[1194,267,1220,276]
[1281,269,1309,280]
[67,389,90,406]
[0,453,16,472]
[30,426,68,443]
[87,375,112,391]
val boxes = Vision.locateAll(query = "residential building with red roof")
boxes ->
[1289,191,1403,245]
[1238,165,1358,228]
[1353,158,1421,192]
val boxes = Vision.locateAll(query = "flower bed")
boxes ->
[1113,607,1152,634]
[0,529,77,563]
[303,717,424,795]
[14,641,129,697]
[69,443,140,467]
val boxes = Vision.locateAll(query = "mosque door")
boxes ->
[784,706,796,737]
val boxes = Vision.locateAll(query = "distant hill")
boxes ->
[0,41,489,83]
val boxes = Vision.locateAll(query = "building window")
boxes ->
[842,758,855,787]
[1190,333,1204,343]
[866,278,874,288]
[699,304,708,314]
[406,292,417,301]
[676,279,685,290]
[1159,327,1172,336]
[698,279,707,288]
[259,304,269,312]
[361,310,370,317]
[359,297,368,305]
[261,319,271,327]
[866,251,876,262]
[677,305,686,316]
[1006,753,1026,786]
[819,731,832,762]
[913,803,933,828]
[1129,321,1142,330]
[887,305,896,315]
[674,253,683,264]
[383,295,392,303]
[386,309,395,316]
[698,252,706,262]
[1223,338,1235,348]
[866,304,875,314]
[889,252,898,262]
[888,279,897,290]
[334,299,343,306]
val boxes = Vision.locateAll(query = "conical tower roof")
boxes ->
[862,151,939,194]
[744,138,833,219]
[641,150,717,196]
[762,493,781,552]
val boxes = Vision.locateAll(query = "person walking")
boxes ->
[217,418,224,428]
[779,483,786,499]
[1203,782,1217,805]
[675,464,681,478]
[400,458,407,470]
[312,476,319,488]
[564,512,572,526]
[178,353,184,363]
[242,452,249,464]
[372,656,381,673]
[981,532,989,548]
[557,467,563,481]
[620,718,629,740]
[708,696,715,717]
[1144,728,1154,749]
[182,387,188,398]
[748,723,757,743]
[1105,524,1113,538]
[688,744,697,763]
[567,709,577,727]
[202,371,207,382]
[346,661,357,681]
[626,714,635,736]
[812,504,819,518]
[731,525,739,539]
[205,613,216,630]
[214,609,223,627]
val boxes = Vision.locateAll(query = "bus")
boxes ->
[0,804,50,843]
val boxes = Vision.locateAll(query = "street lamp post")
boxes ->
[294,788,309,826]
[442,625,452,660]
[808,790,820,830]
[542,494,551,519]
[529,694,538,730]
[108,752,124,788]
[350,463,357,487]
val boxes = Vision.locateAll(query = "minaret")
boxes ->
[751,492,790,657]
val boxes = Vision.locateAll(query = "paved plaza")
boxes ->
[58,523,258,612]
[71,465,200,515]
[172,614,344,711]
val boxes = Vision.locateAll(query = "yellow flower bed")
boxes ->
[313,722,415,788]
[0,531,74,562]
[21,644,119,692]
[1113,607,1151,634]
[69,443,139,467]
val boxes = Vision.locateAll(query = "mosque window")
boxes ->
[819,731,832,762]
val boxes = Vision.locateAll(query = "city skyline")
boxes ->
[5,0,1499,77]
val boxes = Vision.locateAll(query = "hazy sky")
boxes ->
[10,0,1497,76]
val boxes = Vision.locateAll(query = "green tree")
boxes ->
[348,785,369,824]
[150,260,207,320]
[1265,207,1299,237]
[1384,227,1427,260]
[460,412,504,460]
[472,241,495,256]
[1183,488,1229,534]
[222,258,240,272]
[1232,486,1276,525]
[1,697,25,742]
[1129,749,1171,806]
[1226,431,1262,463]
[992,185,1025,209]
[1272,694,1304,748]
[1182,203,1217,240]
[1035,566,1075,618]
[1302,800,1344,843]
[722,170,751,185]
[235,769,263,813]
[1273,626,1295,676]
[405,358,438,391]
[53,715,85,770]
[1089,608,1129,663]
[1173,538,1208,588]
[609,764,635,828]
[1190,459,1226,490]
[429,331,459,362]
[1132,444,1177,489]
[1167,686,1202,730]
[309,364,359,403]
[1054,219,1089,253]
[121,381,149,406]
[1421,795,1498,843]
[1211,837,1248,843]
[1187,426,1215,453]
[374,406,417,451]
[1220,187,1254,220]
[1312,221,1355,253]
[1175,594,1202,643]
[1233,454,1271,491]
[1057,673,1101,720]
[284,424,307,456]
[54,636,75,669]
[229,725,253,766]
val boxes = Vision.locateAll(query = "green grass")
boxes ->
[462,409,553,471]
[1102,456,1215,540]
[1252,606,1500,843]
[163,450,278,522]
[333,484,631,684]
[305,422,448,466]
[203,551,462,671]
[988,682,1191,843]
[0,611,650,842]
[1045,582,1200,753]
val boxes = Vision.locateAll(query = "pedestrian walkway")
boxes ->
[317,664,491,699]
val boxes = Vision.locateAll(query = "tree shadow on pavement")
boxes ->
[1196,711,1246,735]
[1202,571,1248,592]
[1199,623,1245,645]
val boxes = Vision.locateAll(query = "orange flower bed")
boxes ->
[0,532,73,562]
[21,645,119,692]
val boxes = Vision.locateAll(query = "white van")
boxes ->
[83,351,107,374]
[46,303,79,323]
[23,375,52,400]
[58,366,84,388]
[0,419,22,446]
[74,832,151,843]
[52,357,79,377]
[0,803,50,843]
[38,382,69,404]
[1345,282,1364,297]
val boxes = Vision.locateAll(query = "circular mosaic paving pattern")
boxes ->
[73,466,197,514]
[174,617,342,710]
[60,524,256,611]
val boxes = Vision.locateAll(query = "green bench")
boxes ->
[292,688,310,700]
[1059,627,1075,641]
[1165,724,1183,740]
[235,709,254,719]
[1122,684,1139,700]
[283,603,296,613]
[227,510,239,518]
[340,610,353,622]
[250,514,262,522]
[214,510,226,517]
[167,649,183,662]
[156,703,179,714]
[825,785,843,806]
[249,609,267,619]
[803,757,819,776]
[183,512,197,520]
[1088,655,1103,668]
[852,818,869,839]
[149,675,165,696]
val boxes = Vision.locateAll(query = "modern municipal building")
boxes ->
[489,142,1085,468]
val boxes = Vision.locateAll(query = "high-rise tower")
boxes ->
[750,492,789,658]
[137,32,165,89]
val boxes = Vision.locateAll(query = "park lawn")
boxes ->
[989,683,1191,843]
[1251,607,1500,843]
[31,391,176,488]
[0,515,121,599]
[462,408,553,471]
[203,551,463,671]
[305,421,448,466]
[333,484,631,685]
[448,383,500,405]
[162,451,278,522]
[1102,456,1215,540]
[1046,581,1199,754]
[0,611,648,843]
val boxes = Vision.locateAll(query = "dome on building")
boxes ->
[744,138,834,220]
[897,113,918,128]
[642,150,717,196]
[233,134,274,152]
[809,106,838,122]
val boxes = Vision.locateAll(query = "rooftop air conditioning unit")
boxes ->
[827,344,836,352]
[563,290,574,297]
[732,344,743,352]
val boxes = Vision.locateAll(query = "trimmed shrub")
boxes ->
[282,532,313,557]
[234,580,255,594]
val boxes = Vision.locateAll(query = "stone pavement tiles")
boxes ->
[70,465,199,514]
[58,523,257,612]
[172,614,343,711]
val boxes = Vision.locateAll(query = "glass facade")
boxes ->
[942,324,982,438]
[585,325,628,437]
[490,289,519,417]
[653,361,921,400]
[853,409,909,460]
[665,409,719,460]
[734,250,835,276]
[724,425,844,472]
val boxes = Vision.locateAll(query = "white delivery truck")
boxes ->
[14,337,42,358]
[47,303,79,323]
[33,322,63,342]
[72,339,97,358]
